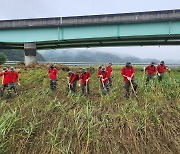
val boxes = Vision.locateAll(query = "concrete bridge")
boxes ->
[0,9,180,65]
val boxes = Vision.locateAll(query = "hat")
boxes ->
[50,64,54,68]
[151,62,155,65]
[10,67,15,71]
[2,67,7,72]
[101,67,106,72]
[160,61,164,65]
[126,62,132,67]
[68,71,73,75]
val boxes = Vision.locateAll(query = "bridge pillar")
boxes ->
[24,43,37,66]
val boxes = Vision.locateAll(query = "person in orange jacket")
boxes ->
[121,62,138,98]
[7,67,19,98]
[157,61,171,81]
[144,62,157,84]
[79,68,91,95]
[98,67,110,94]
[106,63,113,87]
[48,64,58,91]
[0,67,10,98]
[67,71,78,92]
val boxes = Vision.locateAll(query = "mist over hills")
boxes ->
[40,49,161,63]
[1,49,179,64]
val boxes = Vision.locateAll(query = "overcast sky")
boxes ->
[0,0,180,60]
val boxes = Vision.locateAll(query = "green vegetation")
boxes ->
[1,49,44,61]
[0,52,8,65]
[0,65,179,154]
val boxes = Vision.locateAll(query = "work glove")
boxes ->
[127,77,131,81]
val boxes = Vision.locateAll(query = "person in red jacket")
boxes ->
[67,71,78,92]
[106,63,113,87]
[121,62,138,98]
[48,64,58,91]
[98,67,110,94]
[144,62,157,84]
[157,61,171,81]
[79,68,91,95]
[7,67,19,98]
[0,67,10,98]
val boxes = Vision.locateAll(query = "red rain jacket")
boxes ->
[79,72,91,84]
[121,66,135,82]
[48,68,58,80]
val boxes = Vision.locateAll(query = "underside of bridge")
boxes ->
[1,35,180,50]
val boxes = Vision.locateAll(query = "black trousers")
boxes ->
[7,82,18,98]
[69,81,77,92]
[108,77,112,87]
[157,73,164,81]
[81,83,90,95]
[50,80,57,91]
[146,74,155,84]
[124,80,138,98]
[0,84,8,97]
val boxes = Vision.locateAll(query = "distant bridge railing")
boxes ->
[4,61,180,67]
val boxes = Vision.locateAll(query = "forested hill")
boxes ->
[0,49,44,61]
[40,49,159,63]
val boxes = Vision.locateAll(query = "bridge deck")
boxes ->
[1,9,180,49]
[0,9,180,29]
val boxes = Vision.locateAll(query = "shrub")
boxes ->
[0,52,8,65]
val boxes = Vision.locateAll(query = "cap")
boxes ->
[160,61,164,65]
[2,67,7,72]
[101,67,106,72]
[10,67,15,71]
[50,64,54,68]
[68,71,73,75]
[151,62,155,65]
[126,62,132,67]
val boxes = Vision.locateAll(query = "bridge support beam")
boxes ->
[24,43,37,66]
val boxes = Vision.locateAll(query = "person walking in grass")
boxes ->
[144,62,157,85]
[106,63,113,87]
[121,62,138,98]
[0,67,10,98]
[7,67,19,98]
[67,71,78,92]
[98,67,110,94]
[157,61,171,82]
[48,64,58,91]
[79,68,91,95]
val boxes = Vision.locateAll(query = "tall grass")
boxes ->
[0,66,179,153]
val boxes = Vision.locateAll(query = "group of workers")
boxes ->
[48,61,170,98]
[0,67,19,99]
[0,61,170,99]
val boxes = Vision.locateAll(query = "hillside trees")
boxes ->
[0,52,8,64]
